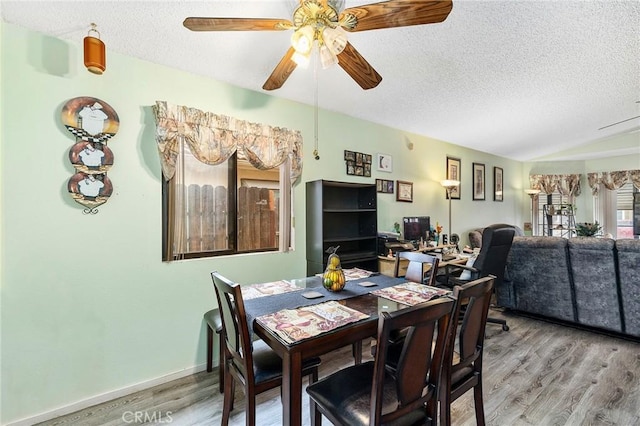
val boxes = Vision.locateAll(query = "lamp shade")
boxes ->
[322,26,347,55]
[319,44,338,69]
[440,179,460,190]
[84,25,105,74]
[291,25,314,55]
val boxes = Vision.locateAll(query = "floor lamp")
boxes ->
[525,189,541,235]
[441,179,460,245]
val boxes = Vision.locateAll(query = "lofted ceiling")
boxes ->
[2,0,639,162]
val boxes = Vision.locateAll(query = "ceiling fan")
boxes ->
[183,0,453,91]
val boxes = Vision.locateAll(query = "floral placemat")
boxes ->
[241,280,300,300]
[256,301,370,344]
[371,283,450,306]
[343,268,375,281]
[315,268,374,281]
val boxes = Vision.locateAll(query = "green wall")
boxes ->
[1,23,526,424]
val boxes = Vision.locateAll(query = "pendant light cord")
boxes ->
[313,49,320,160]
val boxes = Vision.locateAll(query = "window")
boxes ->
[162,143,291,261]
[153,101,302,261]
[535,192,573,236]
[616,182,636,238]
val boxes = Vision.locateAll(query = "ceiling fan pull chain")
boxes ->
[313,49,320,160]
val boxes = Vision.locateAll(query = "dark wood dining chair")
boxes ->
[306,297,456,426]
[204,308,224,393]
[369,250,441,357]
[394,250,441,285]
[211,271,322,426]
[440,275,495,426]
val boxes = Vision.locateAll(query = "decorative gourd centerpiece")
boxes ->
[323,246,346,292]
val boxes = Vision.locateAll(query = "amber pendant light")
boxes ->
[84,23,106,74]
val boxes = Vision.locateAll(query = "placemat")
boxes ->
[315,267,375,281]
[241,280,301,300]
[371,283,450,306]
[244,274,405,342]
[256,301,369,344]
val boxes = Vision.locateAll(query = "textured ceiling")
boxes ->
[2,0,639,161]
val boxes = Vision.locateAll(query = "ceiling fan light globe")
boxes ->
[292,50,311,68]
[319,44,338,69]
[322,26,347,55]
[291,25,314,54]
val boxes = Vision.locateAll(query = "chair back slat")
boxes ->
[211,271,255,384]
[370,297,456,425]
[439,276,495,426]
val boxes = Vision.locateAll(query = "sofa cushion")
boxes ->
[568,238,622,333]
[616,239,640,337]
[507,236,575,321]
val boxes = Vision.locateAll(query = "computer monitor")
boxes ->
[402,216,430,242]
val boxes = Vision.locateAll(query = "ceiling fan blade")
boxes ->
[337,42,382,90]
[262,47,298,91]
[183,17,293,32]
[341,0,453,32]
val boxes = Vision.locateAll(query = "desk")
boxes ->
[378,253,469,277]
[246,274,408,426]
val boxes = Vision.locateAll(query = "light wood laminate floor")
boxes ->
[37,310,640,426]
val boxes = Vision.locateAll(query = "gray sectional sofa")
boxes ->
[500,236,640,339]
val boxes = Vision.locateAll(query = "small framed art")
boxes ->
[345,150,372,177]
[494,166,504,201]
[472,162,485,200]
[376,179,394,193]
[396,180,413,202]
[377,153,393,172]
[446,156,461,199]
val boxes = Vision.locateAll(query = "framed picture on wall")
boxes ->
[377,153,393,172]
[494,166,504,201]
[472,162,485,200]
[396,180,413,202]
[446,156,461,199]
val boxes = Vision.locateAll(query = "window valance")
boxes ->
[152,101,303,182]
[586,170,640,195]
[529,174,582,197]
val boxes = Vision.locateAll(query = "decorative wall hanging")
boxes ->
[376,179,394,194]
[84,23,106,74]
[472,162,485,200]
[396,181,413,202]
[344,150,372,177]
[377,153,393,172]
[446,156,461,199]
[494,166,504,201]
[62,96,119,213]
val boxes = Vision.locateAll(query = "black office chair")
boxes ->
[306,297,456,426]
[439,224,515,331]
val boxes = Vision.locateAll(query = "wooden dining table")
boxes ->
[243,272,447,426]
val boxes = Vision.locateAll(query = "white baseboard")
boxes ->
[5,363,208,426]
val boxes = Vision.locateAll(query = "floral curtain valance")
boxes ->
[529,174,582,197]
[586,170,640,195]
[152,101,303,182]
